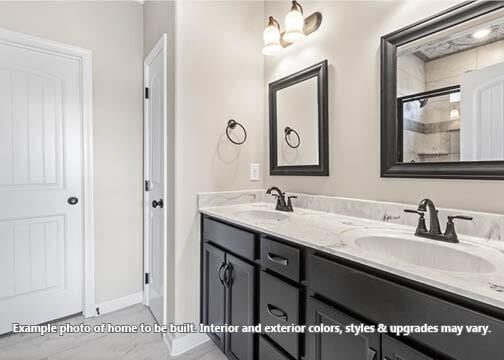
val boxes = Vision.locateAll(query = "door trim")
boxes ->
[0,28,95,317]
[143,34,168,326]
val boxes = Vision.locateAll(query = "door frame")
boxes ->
[143,34,168,326]
[0,28,95,318]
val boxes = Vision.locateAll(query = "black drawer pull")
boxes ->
[267,304,288,322]
[267,253,288,266]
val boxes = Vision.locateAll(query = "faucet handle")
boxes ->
[447,215,473,222]
[404,209,423,215]
[444,215,473,242]
[404,209,428,234]
[287,196,297,212]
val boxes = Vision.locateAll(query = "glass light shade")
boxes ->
[262,23,282,56]
[284,8,306,43]
[450,108,460,120]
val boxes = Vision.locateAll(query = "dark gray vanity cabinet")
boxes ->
[201,215,504,360]
[306,297,379,360]
[202,218,257,360]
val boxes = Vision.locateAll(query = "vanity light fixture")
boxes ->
[262,0,322,56]
[473,28,491,39]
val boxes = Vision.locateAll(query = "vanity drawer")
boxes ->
[203,217,256,260]
[308,253,504,360]
[261,237,300,281]
[260,271,299,359]
[259,335,292,360]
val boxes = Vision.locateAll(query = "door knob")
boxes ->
[67,197,79,205]
[152,199,164,209]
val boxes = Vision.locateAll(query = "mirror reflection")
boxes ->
[397,9,504,163]
[276,77,319,166]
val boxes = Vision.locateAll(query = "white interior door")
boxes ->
[461,62,504,161]
[0,34,83,334]
[144,35,167,325]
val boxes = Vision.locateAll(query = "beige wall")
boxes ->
[264,0,504,214]
[0,1,145,303]
[173,0,264,325]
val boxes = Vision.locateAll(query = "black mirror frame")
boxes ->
[381,1,504,180]
[269,60,329,176]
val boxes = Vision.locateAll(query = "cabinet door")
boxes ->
[225,254,256,360]
[202,243,226,350]
[307,297,379,360]
[382,335,434,360]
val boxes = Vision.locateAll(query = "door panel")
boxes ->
[226,254,255,360]
[0,36,83,335]
[307,297,379,360]
[203,243,226,350]
[145,38,166,325]
[0,217,63,299]
[461,62,504,161]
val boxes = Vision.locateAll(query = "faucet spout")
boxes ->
[417,198,441,235]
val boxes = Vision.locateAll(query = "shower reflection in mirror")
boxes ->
[397,11,504,163]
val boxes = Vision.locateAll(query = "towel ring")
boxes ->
[284,127,300,149]
[226,119,247,145]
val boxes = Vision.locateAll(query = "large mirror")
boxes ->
[269,60,328,176]
[382,2,504,179]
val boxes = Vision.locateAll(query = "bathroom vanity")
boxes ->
[199,200,504,360]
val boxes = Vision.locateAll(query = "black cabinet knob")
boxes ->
[67,197,79,205]
[152,199,164,209]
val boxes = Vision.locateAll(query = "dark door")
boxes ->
[225,253,256,360]
[307,297,379,360]
[202,243,226,350]
[382,335,435,360]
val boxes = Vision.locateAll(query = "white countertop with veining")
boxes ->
[199,202,504,310]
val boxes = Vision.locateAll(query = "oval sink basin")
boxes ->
[354,236,495,274]
[234,209,290,222]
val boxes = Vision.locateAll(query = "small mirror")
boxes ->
[382,2,504,179]
[269,60,328,176]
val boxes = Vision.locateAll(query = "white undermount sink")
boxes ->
[352,235,496,274]
[233,209,290,221]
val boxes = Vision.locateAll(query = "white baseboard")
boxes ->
[163,332,210,356]
[96,292,143,316]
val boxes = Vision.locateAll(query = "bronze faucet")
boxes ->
[266,187,297,212]
[404,199,473,243]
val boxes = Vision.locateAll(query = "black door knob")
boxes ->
[68,197,79,205]
[152,199,164,209]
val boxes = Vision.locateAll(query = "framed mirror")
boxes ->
[381,1,504,179]
[269,60,328,176]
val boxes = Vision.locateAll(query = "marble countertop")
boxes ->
[199,202,504,310]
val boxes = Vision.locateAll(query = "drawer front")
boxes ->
[259,335,292,360]
[308,253,504,360]
[260,271,299,358]
[203,217,256,260]
[261,237,300,281]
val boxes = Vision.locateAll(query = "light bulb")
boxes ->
[262,16,282,56]
[284,1,306,43]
